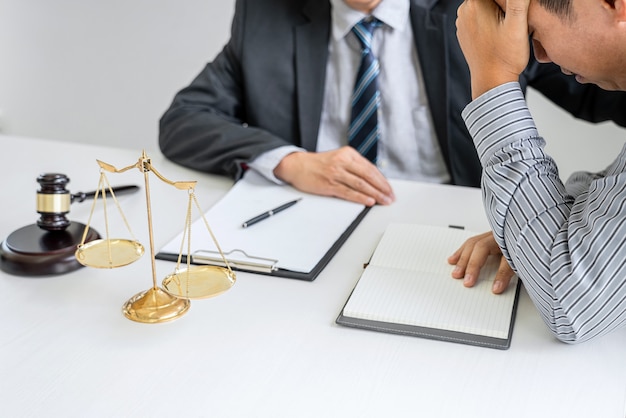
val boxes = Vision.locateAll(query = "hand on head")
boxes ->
[456,0,531,98]
[273,146,395,207]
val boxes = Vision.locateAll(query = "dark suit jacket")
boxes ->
[159,0,626,187]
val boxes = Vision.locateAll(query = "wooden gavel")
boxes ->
[36,173,138,231]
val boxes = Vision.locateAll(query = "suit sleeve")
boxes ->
[158,0,292,179]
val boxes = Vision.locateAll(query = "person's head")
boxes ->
[528,0,626,90]
[344,0,383,13]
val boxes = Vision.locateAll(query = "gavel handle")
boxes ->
[71,185,140,203]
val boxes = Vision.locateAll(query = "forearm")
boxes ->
[463,83,626,343]
[158,31,291,178]
[159,0,294,179]
[159,106,289,179]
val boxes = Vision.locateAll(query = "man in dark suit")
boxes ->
[159,0,626,208]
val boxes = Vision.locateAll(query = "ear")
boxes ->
[608,0,626,20]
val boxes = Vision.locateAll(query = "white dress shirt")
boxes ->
[249,0,449,184]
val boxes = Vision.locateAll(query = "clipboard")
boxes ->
[156,171,371,281]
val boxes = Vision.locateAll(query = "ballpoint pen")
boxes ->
[241,198,302,228]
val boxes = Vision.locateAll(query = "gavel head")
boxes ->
[36,173,71,231]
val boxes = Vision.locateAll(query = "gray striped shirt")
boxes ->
[462,82,626,343]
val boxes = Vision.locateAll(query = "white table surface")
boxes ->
[1,135,625,418]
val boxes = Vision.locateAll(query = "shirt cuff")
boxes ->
[247,145,306,184]
[461,82,539,166]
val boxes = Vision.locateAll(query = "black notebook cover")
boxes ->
[337,279,520,350]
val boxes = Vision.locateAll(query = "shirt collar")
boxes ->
[330,0,410,41]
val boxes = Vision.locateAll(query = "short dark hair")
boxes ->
[536,0,574,18]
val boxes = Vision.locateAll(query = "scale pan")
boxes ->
[162,265,236,299]
[75,238,144,268]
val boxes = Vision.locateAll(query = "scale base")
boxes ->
[122,287,190,323]
[0,222,99,276]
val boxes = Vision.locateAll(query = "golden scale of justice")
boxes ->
[75,151,236,323]
[0,151,236,323]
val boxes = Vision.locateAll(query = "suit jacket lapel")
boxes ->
[295,0,331,151]
[409,0,451,168]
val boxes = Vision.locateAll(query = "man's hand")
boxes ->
[273,146,395,207]
[448,231,515,294]
[456,0,531,98]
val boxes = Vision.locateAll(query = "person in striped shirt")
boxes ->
[454,0,626,343]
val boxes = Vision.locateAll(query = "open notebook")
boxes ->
[156,170,369,281]
[336,223,520,349]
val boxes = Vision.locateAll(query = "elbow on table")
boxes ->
[552,330,586,345]
[550,320,608,345]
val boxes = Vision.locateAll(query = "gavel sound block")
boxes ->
[0,173,137,276]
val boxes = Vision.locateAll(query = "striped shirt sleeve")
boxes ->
[462,82,626,343]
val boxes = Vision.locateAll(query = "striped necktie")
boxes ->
[349,18,382,163]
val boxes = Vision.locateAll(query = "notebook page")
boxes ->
[343,224,518,339]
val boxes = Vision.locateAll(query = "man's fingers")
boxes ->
[460,243,491,287]
[504,0,531,32]
[492,256,515,294]
[450,232,492,280]
[448,246,463,266]
[343,150,395,204]
[274,147,394,206]
[448,231,508,289]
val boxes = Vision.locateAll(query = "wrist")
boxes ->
[273,151,304,183]
[470,70,520,99]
